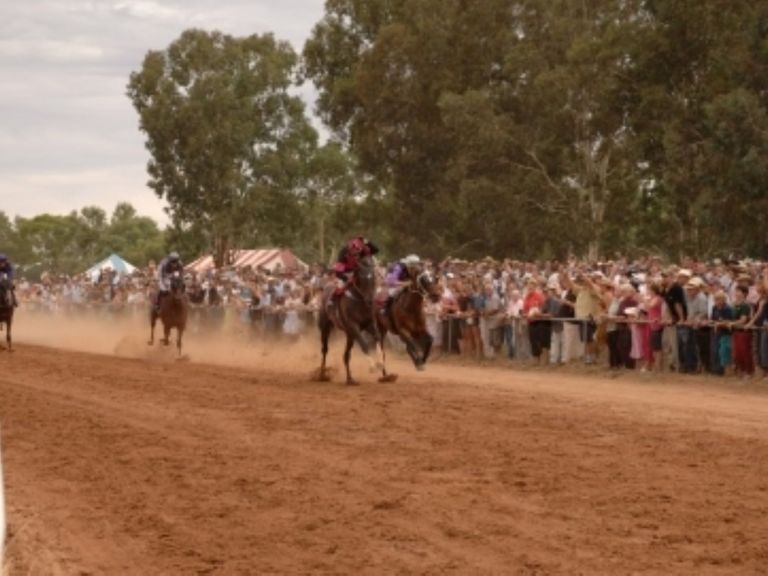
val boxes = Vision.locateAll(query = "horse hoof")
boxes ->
[311,368,332,382]
[176,355,190,363]
[346,379,359,386]
[368,361,384,373]
[379,373,398,383]
[416,364,426,372]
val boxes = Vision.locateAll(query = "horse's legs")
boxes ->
[148,313,156,345]
[398,327,425,369]
[162,323,171,346]
[377,328,393,380]
[421,332,434,364]
[5,317,11,352]
[319,317,332,377]
[343,332,356,385]
[176,328,183,356]
[350,322,387,375]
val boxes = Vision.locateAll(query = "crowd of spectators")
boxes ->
[427,255,768,380]
[15,254,768,379]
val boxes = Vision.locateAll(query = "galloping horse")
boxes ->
[149,272,188,357]
[378,270,441,370]
[0,275,14,351]
[317,255,395,385]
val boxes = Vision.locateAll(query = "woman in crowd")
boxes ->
[645,281,665,372]
[523,278,548,365]
[458,279,482,358]
[746,277,768,378]
[731,285,754,378]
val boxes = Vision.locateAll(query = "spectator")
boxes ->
[645,281,665,372]
[480,283,503,359]
[504,286,523,359]
[666,269,693,373]
[711,291,734,376]
[686,277,709,373]
[562,271,602,365]
[747,279,768,378]
[616,284,639,370]
[731,285,754,378]
[544,281,564,365]
[523,278,547,365]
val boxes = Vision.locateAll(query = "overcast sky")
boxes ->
[0,0,326,224]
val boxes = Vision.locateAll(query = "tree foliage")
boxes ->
[304,0,768,260]
[127,29,321,267]
[3,204,165,278]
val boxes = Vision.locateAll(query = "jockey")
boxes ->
[332,236,379,297]
[385,254,421,307]
[0,253,17,307]
[155,251,184,310]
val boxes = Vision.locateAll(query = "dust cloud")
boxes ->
[11,309,403,379]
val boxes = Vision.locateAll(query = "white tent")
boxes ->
[85,253,138,282]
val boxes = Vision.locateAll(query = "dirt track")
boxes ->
[2,325,768,574]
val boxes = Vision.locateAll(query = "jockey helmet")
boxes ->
[349,237,365,254]
[0,253,6,262]
[169,251,180,261]
[403,254,420,266]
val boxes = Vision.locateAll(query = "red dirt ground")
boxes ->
[2,316,768,574]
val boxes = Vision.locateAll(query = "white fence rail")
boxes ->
[0,428,5,564]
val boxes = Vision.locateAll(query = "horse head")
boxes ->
[351,255,377,302]
[416,270,441,303]
[169,272,186,300]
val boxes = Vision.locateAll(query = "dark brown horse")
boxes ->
[317,255,395,385]
[149,272,188,357]
[378,270,441,370]
[0,276,14,352]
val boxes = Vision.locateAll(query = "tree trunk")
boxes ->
[318,212,325,265]
[213,234,230,269]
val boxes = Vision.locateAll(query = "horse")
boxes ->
[316,255,396,385]
[0,275,14,352]
[377,269,441,370]
[149,272,188,357]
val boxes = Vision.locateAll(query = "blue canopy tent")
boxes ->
[85,253,138,282]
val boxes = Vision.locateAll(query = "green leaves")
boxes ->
[128,30,318,267]
[304,0,768,260]
[5,204,165,278]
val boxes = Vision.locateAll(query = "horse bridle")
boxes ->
[410,271,433,298]
[347,261,375,306]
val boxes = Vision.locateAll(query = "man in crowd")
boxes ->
[665,269,693,373]
[686,276,710,372]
